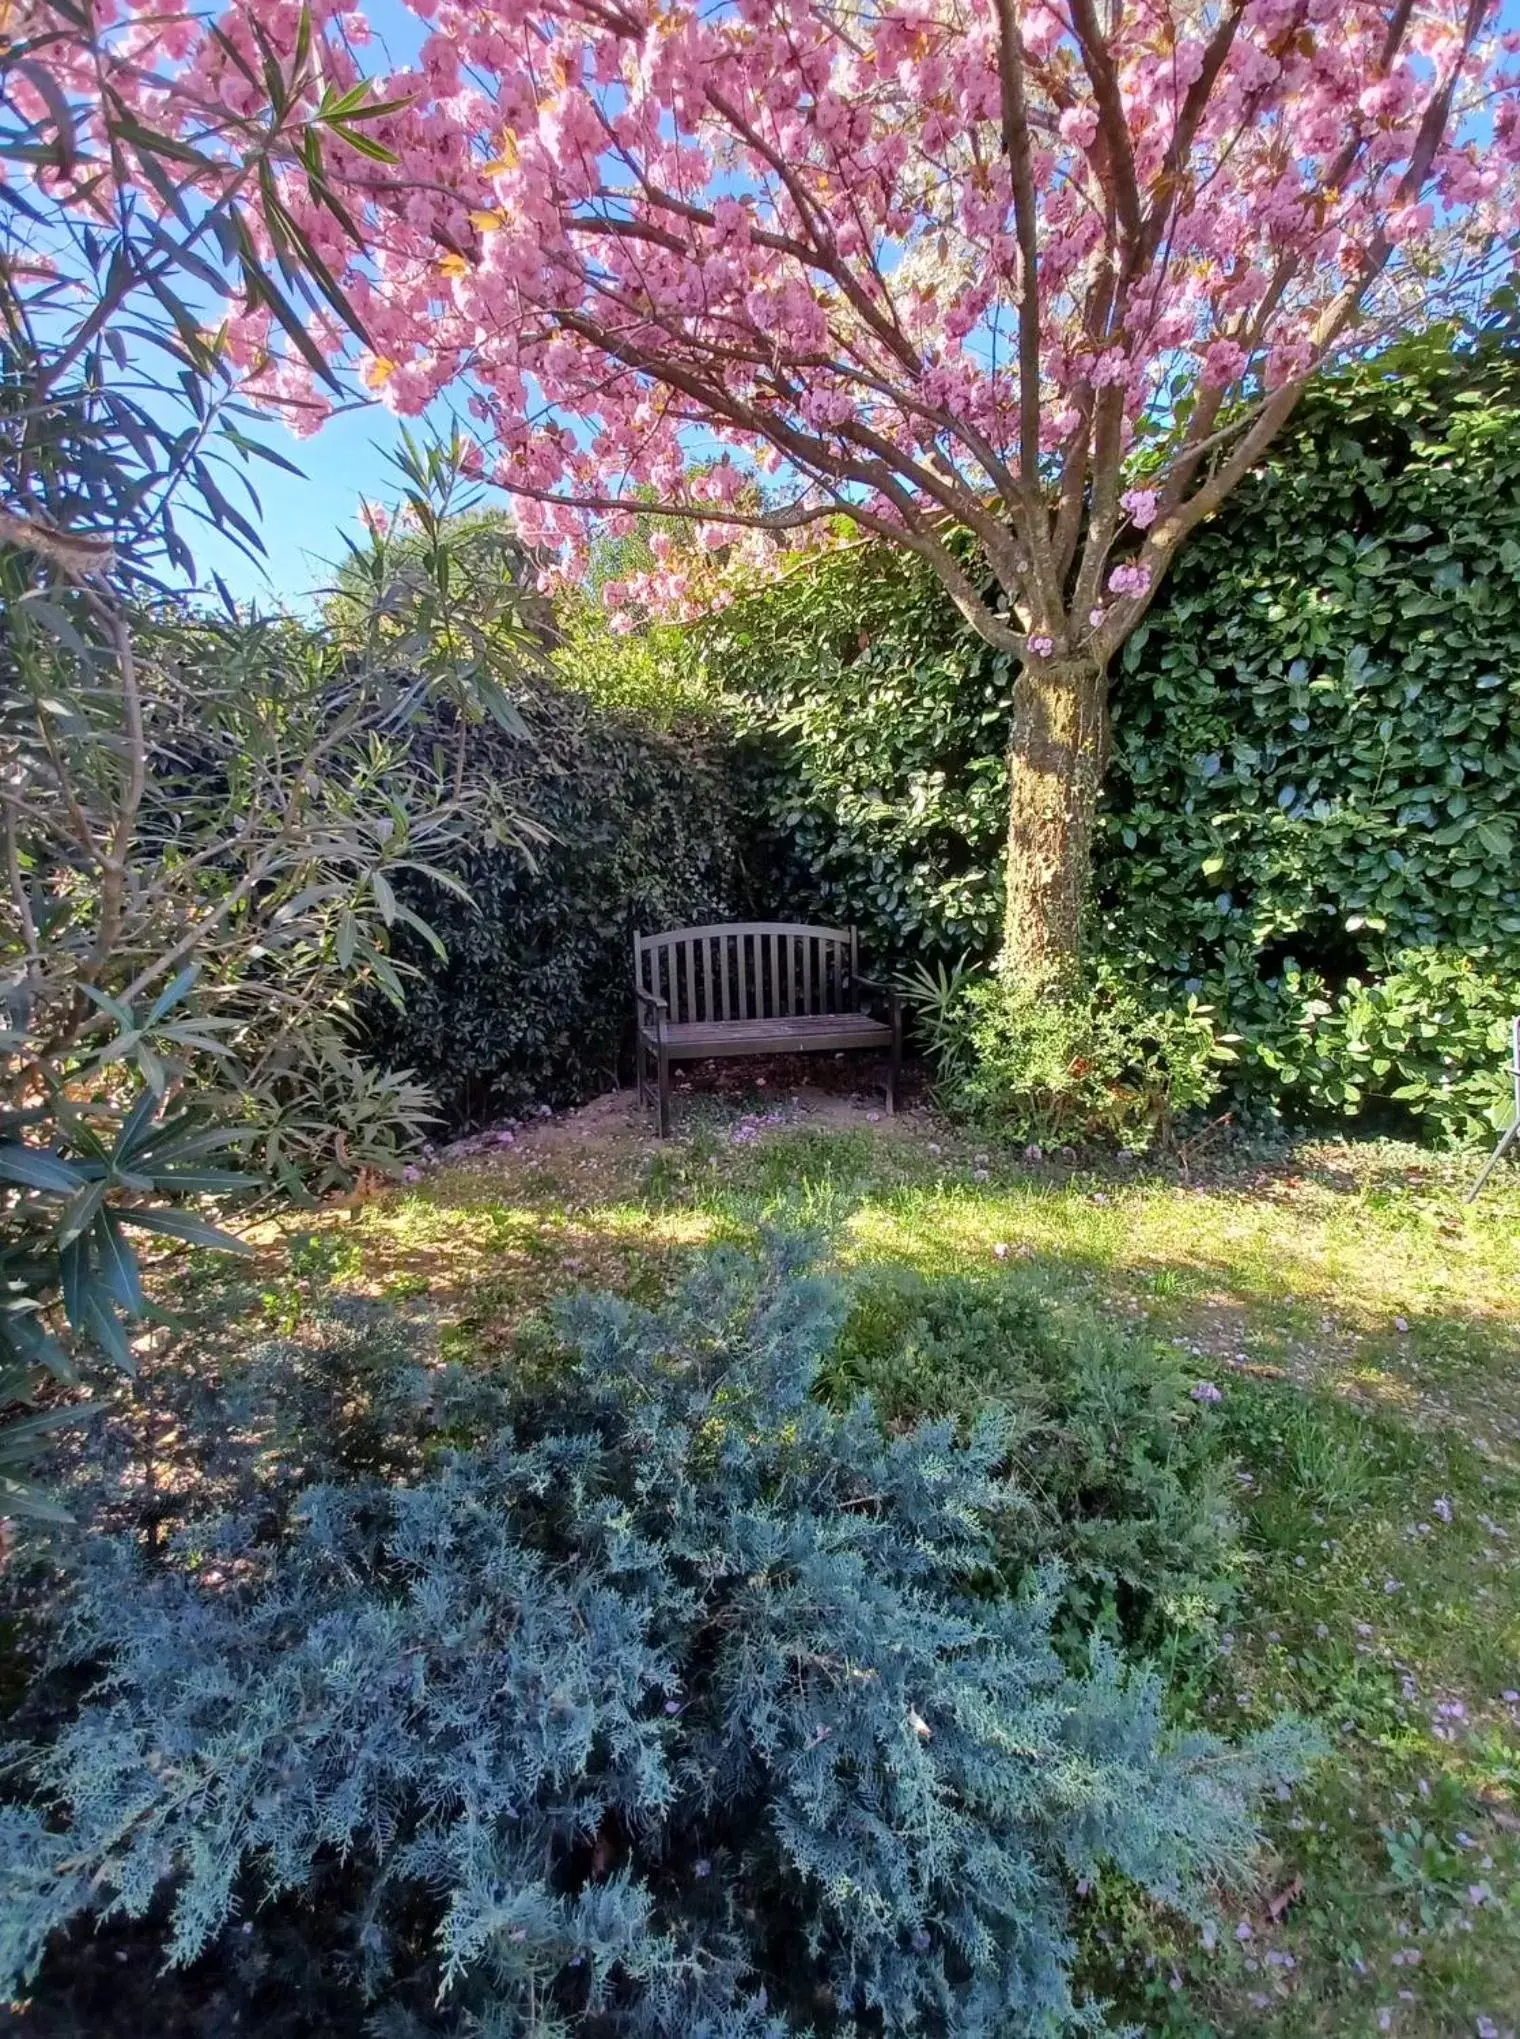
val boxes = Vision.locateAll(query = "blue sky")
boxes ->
[199,384,462,607]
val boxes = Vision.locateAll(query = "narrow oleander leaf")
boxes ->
[119,1207,252,1256]
[0,1144,83,1195]
[91,1211,146,1316]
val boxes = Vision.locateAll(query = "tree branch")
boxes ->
[993,0,1056,613]
[1068,0,1142,247]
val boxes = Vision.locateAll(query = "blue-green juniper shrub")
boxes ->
[1,1244,1310,2035]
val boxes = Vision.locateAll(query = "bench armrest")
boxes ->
[853,973,902,1037]
[854,973,901,1012]
[634,982,669,1034]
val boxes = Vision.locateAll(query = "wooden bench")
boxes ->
[634,922,902,1136]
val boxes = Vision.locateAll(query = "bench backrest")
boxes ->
[636,922,860,1025]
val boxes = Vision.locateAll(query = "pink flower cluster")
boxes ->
[1108,562,1153,599]
[1120,488,1159,530]
[24,0,1520,644]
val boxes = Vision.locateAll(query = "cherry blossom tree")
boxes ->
[14,0,1520,979]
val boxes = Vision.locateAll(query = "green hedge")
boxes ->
[1106,332,1520,1135]
[367,679,747,1128]
[703,332,1520,1141]
[712,543,1010,969]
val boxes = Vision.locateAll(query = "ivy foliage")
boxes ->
[2,1245,1310,2037]
[698,331,1520,1141]
[364,676,748,1128]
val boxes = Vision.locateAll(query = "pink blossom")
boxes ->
[1108,562,1153,598]
[22,0,1514,668]
[1202,340,1250,389]
[1388,201,1436,243]
[1120,488,1158,529]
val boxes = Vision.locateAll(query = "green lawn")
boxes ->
[273,1089,1520,2038]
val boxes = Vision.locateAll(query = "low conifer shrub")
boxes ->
[1,1246,1310,2035]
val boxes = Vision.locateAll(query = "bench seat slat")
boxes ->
[641,1014,892,1059]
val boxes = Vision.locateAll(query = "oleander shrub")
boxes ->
[822,1269,1238,1665]
[364,676,748,1128]
[1,1245,1309,2037]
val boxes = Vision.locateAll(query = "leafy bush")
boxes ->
[912,970,1226,1152]
[365,676,748,1127]
[710,543,1010,967]
[1227,944,1520,1136]
[1106,327,1520,1142]
[554,596,717,726]
[693,330,1520,1142]
[3,1246,1308,2036]
[822,1269,1238,1663]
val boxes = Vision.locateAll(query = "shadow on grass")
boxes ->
[275,1118,1520,1458]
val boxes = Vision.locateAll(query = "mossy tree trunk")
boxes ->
[1001,655,1109,986]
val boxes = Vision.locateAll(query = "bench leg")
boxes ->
[657,1043,672,1138]
[886,997,902,1115]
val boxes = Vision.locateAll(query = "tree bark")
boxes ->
[1001,655,1108,986]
